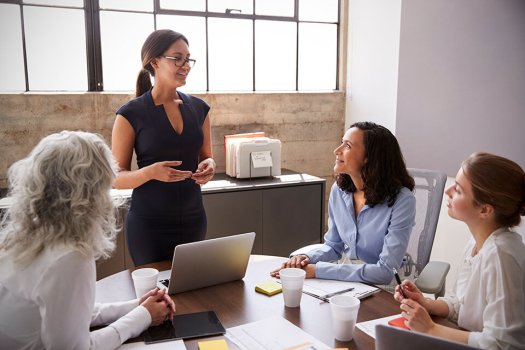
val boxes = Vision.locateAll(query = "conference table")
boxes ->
[96,255,455,350]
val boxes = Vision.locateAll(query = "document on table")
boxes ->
[225,316,330,350]
[356,314,400,339]
[302,278,380,300]
[118,339,186,349]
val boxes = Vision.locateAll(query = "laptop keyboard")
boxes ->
[159,279,169,288]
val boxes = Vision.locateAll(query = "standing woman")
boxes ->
[272,122,416,285]
[112,29,215,265]
[394,152,525,349]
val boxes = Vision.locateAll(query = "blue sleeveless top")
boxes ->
[116,90,210,218]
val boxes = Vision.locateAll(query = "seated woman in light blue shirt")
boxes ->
[271,121,416,285]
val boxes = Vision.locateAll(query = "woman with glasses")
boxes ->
[394,153,525,349]
[0,131,175,349]
[112,29,215,265]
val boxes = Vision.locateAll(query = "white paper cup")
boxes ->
[330,295,360,341]
[279,268,306,307]
[131,268,159,298]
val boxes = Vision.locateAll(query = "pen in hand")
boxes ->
[393,268,406,299]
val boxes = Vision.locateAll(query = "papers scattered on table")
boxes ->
[302,279,380,301]
[225,316,330,350]
[118,339,186,349]
[355,314,400,339]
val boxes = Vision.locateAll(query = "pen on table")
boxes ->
[302,290,330,303]
[393,267,406,298]
[322,287,355,299]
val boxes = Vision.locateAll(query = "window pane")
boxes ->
[160,0,205,12]
[255,20,296,91]
[99,0,152,12]
[0,4,25,92]
[208,18,252,91]
[255,0,294,17]
[24,6,87,91]
[298,23,337,90]
[208,0,253,15]
[156,15,207,92]
[100,11,154,91]
[23,0,83,7]
[299,0,338,22]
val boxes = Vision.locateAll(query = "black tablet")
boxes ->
[142,310,226,344]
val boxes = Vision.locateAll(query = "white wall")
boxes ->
[345,0,401,132]
[396,0,525,176]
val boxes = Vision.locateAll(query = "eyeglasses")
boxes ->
[162,56,196,68]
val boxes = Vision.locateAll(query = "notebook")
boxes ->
[158,232,256,294]
[375,324,480,350]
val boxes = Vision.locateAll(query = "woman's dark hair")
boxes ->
[336,121,415,207]
[136,29,189,97]
[462,152,525,227]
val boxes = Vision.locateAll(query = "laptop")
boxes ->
[375,324,481,350]
[157,232,256,294]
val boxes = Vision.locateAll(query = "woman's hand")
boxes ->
[140,288,176,325]
[270,255,315,278]
[191,158,216,185]
[394,279,427,306]
[400,298,436,334]
[144,161,192,182]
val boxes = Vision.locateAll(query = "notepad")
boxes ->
[255,280,283,296]
[387,316,410,330]
[198,339,229,350]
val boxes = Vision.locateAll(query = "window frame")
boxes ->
[1,0,341,92]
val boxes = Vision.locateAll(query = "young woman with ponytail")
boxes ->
[112,29,215,265]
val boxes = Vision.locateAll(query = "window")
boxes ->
[0,0,340,92]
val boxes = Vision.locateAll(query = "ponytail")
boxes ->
[136,68,152,98]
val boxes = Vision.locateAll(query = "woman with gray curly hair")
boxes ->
[0,131,175,349]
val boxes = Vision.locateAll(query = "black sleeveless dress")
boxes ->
[116,90,210,265]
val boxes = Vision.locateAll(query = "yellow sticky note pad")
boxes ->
[198,339,229,350]
[255,280,283,296]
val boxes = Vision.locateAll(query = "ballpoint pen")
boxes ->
[302,290,330,303]
[322,287,355,299]
[393,267,406,298]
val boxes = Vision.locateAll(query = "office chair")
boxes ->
[290,168,449,298]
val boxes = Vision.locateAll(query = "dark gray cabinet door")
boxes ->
[262,184,322,257]
[203,190,263,254]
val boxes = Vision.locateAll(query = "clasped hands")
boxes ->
[270,254,316,278]
[145,158,215,185]
[139,288,176,326]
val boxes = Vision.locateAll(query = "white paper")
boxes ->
[118,339,186,349]
[225,316,330,350]
[301,279,380,300]
[251,151,273,168]
[355,314,400,339]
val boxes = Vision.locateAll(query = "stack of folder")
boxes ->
[224,132,281,179]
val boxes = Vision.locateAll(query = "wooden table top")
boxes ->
[96,255,455,350]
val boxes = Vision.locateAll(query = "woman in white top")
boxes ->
[0,131,175,349]
[394,152,525,349]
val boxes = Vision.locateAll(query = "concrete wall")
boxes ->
[0,92,345,196]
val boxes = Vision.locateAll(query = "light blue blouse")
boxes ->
[307,183,416,284]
